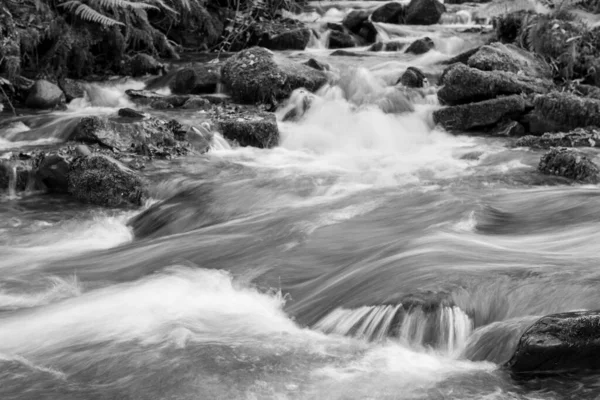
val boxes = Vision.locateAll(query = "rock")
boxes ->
[538,148,599,182]
[398,66,427,88]
[35,154,69,193]
[118,108,145,119]
[357,22,378,44]
[151,100,174,110]
[506,310,600,375]
[440,47,481,66]
[25,80,65,109]
[215,111,278,148]
[433,95,527,132]
[326,23,345,32]
[0,162,29,191]
[342,10,370,32]
[171,66,221,95]
[75,144,92,157]
[182,97,210,109]
[221,47,327,104]
[405,37,435,55]
[404,0,446,25]
[467,42,552,79]
[330,50,361,57]
[328,30,356,49]
[369,41,406,52]
[68,155,146,207]
[127,53,163,77]
[281,88,315,122]
[58,78,85,102]
[525,92,600,134]
[260,27,311,50]
[516,128,600,149]
[438,64,551,105]
[125,90,190,107]
[304,58,331,71]
[371,2,405,23]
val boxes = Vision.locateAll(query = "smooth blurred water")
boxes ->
[2,3,600,398]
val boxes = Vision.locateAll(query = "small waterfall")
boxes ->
[7,164,17,198]
[210,132,232,151]
[314,304,473,354]
[307,29,329,50]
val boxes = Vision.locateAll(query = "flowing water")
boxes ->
[2,1,600,399]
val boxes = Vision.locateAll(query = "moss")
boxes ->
[532,92,600,132]
[216,111,279,148]
[538,147,599,183]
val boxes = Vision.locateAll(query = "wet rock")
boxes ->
[515,128,600,149]
[433,95,527,132]
[214,111,278,148]
[150,100,174,110]
[404,0,446,25]
[221,47,327,104]
[330,50,361,57]
[304,58,331,71]
[25,80,65,109]
[125,90,189,107]
[35,154,69,193]
[281,88,315,122]
[342,10,370,32]
[371,2,405,23]
[467,42,551,79]
[398,66,427,88]
[186,125,213,153]
[437,64,551,105]
[326,23,345,32]
[127,53,163,77]
[171,66,221,95]
[538,148,599,183]
[68,155,146,207]
[260,27,311,50]
[525,92,600,134]
[118,108,145,119]
[182,97,210,109]
[75,144,92,157]
[0,162,29,191]
[369,41,406,52]
[58,78,86,102]
[405,37,435,55]
[328,30,356,49]
[491,120,526,137]
[440,47,481,66]
[506,310,600,374]
[357,21,378,44]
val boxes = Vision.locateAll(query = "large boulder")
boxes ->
[467,42,552,80]
[221,47,328,104]
[438,64,551,105]
[342,10,370,32]
[25,80,65,109]
[515,127,600,149]
[58,78,86,102]
[405,37,435,55]
[398,66,427,88]
[214,111,279,148]
[404,0,445,25]
[506,311,600,375]
[538,148,599,183]
[68,155,146,207]
[371,2,405,24]
[524,92,600,134]
[433,95,526,132]
[328,30,356,49]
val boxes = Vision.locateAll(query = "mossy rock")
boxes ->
[215,111,279,148]
[537,148,599,183]
[527,92,600,134]
[467,42,551,80]
[221,47,328,104]
[68,155,146,207]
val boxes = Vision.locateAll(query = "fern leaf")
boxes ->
[95,0,157,10]
[73,3,124,25]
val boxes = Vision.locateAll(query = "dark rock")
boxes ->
[328,30,356,49]
[326,22,345,32]
[221,47,328,104]
[467,42,551,79]
[515,128,600,149]
[35,154,69,193]
[433,95,527,132]
[526,92,600,134]
[437,64,551,105]
[68,155,146,207]
[150,100,174,110]
[182,97,210,109]
[260,27,311,50]
[398,66,427,88]
[25,80,65,109]
[506,310,600,374]
[440,47,481,66]
[118,108,145,119]
[342,10,370,32]
[125,90,190,107]
[58,78,86,102]
[405,0,446,25]
[371,2,405,23]
[538,148,599,183]
[171,66,221,95]
[357,22,378,44]
[0,161,29,191]
[369,41,406,52]
[330,50,362,57]
[304,58,331,71]
[215,111,278,148]
[405,37,435,55]
[127,53,163,77]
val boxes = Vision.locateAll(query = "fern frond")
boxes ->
[72,3,124,25]
[96,0,158,10]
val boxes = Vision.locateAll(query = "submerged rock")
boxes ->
[398,66,427,88]
[467,42,551,80]
[538,148,599,183]
[215,111,278,148]
[404,0,445,25]
[25,80,65,109]
[525,93,600,134]
[371,2,405,24]
[221,47,327,104]
[515,128,600,149]
[68,155,146,207]
[405,37,435,55]
[328,30,356,49]
[181,97,210,109]
[506,310,600,375]
[433,95,526,132]
[438,64,551,105]
[304,58,331,71]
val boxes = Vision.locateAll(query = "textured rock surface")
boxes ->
[525,93,600,134]
[405,0,445,25]
[405,37,435,55]
[467,42,552,79]
[515,128,600,149]
[328,30,356,49]
[398,66,427,88]
[214,111,279,148]
[371,2,405,23]
[538,148,599,183]
[25,80,65,109]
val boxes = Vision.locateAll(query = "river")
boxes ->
[1,1,600,399]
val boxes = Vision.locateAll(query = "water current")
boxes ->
[2,1,600,399]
